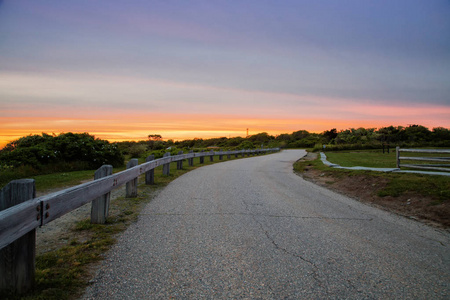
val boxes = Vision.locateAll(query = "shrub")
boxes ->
[128,144,147,158]
[0,133,124,170]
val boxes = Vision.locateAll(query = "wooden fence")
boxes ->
[0,148,279,294]
[396,147,450,172]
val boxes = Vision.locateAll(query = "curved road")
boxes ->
[84,150,449,299]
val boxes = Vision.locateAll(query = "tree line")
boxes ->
[1,125,449,172]
[123,124,449,154]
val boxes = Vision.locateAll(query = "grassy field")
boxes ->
[1,153,257,300]
[323,149,450,169]
[324,150,397,168]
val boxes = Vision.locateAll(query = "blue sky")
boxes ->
[0,0,449,144]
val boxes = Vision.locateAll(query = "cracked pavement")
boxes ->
[83,150,450,299]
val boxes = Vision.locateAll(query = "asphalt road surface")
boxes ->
[83,150,449,299]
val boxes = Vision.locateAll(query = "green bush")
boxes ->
[0,133,124,170]
[128,144,147,158]
[239,141,255,149]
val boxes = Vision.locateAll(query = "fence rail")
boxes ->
[396,147,450,172]
[0,148,279,294]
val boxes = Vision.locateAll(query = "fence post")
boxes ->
[177,151,184,170]
[219,150,223,160]
[396,146,400,169]
[163,152,171,175]
[91,165,113,224]
[209,150,214,162]
[0,179,36,294]
[188,150,194,166]
[235,151,239,158]
[200,150,204,164]
[145,155,155,185]
[126,159,138,198]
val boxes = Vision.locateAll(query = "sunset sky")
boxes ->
[1,0,449,147]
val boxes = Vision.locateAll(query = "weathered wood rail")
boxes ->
[396,147,450,172]
[0,148,279,294]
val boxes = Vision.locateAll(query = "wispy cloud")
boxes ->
[0,0,449,147]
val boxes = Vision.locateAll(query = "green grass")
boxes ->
[323,150,397,168]
[323,149,450,169]
[31,170,97,191]
[377,173,450,201]
[2,152,259,299]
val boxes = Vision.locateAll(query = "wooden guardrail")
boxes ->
[396,147,450,172]
[0,148,279,294]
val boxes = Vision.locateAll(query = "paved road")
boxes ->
[83,150,450,299]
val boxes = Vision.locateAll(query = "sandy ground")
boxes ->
[35,186,127,255]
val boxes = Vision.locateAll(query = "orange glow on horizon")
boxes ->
[1,112,448,149]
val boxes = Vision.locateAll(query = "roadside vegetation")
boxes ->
[0,133,124,187]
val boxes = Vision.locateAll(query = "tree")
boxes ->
[322,128,338,142]
[275,133,291,142]
[148,134,162,141]
[404,125,431,143]
[291,130,310,140]
[376,126,404,143]
[248,132,273,145]
[432,127,450,140]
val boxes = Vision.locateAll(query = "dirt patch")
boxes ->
[298,153,449,229]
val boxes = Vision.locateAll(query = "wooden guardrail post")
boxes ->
[235,151,239,158]
[396,146,400,169]
[126,159,138,198]
[200,150,204,164]
[188,150,194,166]
[227,152,231,159]
[0,179,36,294]
[91,165,113,224]
[209,150,214,162]
[219,150,223,160]
[145,155,155,184]
[163,152,171,175]
[177,151,184,170]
